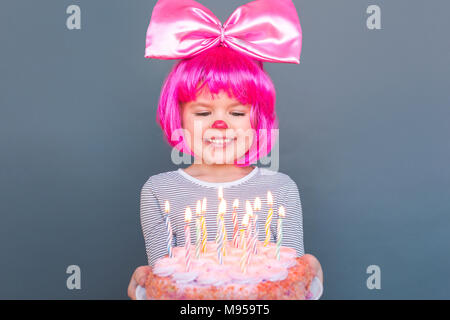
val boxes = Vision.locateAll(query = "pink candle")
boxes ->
[245,200,254,249]
[252,197,261,254]
[240,213,250,273]
[244,201,254,270]
[201,197,207,253]
[232,199,239,248]
[184,207,192,271]
[217,199,226,263]
[195,200,202,259]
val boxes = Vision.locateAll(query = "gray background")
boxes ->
[1,0,449,299]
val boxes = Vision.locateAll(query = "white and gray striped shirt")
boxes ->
[140,166,305,267]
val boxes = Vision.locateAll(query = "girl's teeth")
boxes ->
[206,138,233,144]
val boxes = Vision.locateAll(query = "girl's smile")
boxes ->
[181,88,254,164]
[203,136,237,148]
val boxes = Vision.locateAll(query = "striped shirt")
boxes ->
[140,166,305,267]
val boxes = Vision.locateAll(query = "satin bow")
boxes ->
[145,0,302,64]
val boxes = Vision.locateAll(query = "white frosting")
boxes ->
[153,241,298,286]
[172,271,199,284]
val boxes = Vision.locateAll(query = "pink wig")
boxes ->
[156,46,278,166]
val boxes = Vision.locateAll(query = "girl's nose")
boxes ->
[211,120,228,129]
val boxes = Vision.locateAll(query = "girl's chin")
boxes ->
[202,153,238,165]
[190,140,249,164]
[201,150,247,165]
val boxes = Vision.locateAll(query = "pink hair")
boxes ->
[156,46,278,167]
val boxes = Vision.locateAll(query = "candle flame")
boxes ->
[254,197,261,211]
[233,199,239,208]
[267,191,273,206]
[164,200,170,213]
[218,198,226,216]
[218,186,223,200]
[242,213,249,226]
[196,200,202,216]
[185,207,192,222]
[202,197,207,213]
[278,205,285,218]
[245,200,253,217]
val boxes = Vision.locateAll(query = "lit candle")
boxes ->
[195,200,202,259]
[201,197,207,253]
[215,187,223,243]
[221,215,226,256]
[217,199,226,263]
[222,199,228,245]
[164,200,173,258]
[240,213,250,273]
[244,201,253,270]
[232,199,239,248]
[264,191,273,246]
[245,200,254,250]
[239,228,245,249]
[245,200,253,241]
[184,207,192,271]
[276,206,285,260]
[252,197,261,254]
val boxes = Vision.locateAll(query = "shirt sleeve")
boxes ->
[279,177,305,257]
[140,180,171,267]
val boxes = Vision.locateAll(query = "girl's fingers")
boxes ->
[135,266,151,287]
[128,266,151,299]
[137,274,147,287]
[128,266,147,299]
[127,277,138,300]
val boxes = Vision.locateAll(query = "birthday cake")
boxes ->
[145,241,315,300]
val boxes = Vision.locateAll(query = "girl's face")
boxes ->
[181,89,254,165]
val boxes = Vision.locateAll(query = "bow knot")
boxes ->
[145,0,302,64]
[219,24,225,45]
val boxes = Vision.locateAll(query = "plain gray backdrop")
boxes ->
[1,0,449,299]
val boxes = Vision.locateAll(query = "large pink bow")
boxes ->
[145,0,302,64]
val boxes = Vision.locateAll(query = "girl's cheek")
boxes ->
[191,118,209,137]
[238,116,253,132]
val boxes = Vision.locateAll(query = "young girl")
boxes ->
[128,0,323,299]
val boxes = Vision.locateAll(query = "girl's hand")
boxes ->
[127,266,151,300]
[302,254,324,300]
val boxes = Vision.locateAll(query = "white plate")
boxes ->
[135,285,147,300]
[135,276,323,300]
[307,276,323,300]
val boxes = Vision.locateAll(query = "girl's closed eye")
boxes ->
[195,111,211,116]
[194,111,246,116]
